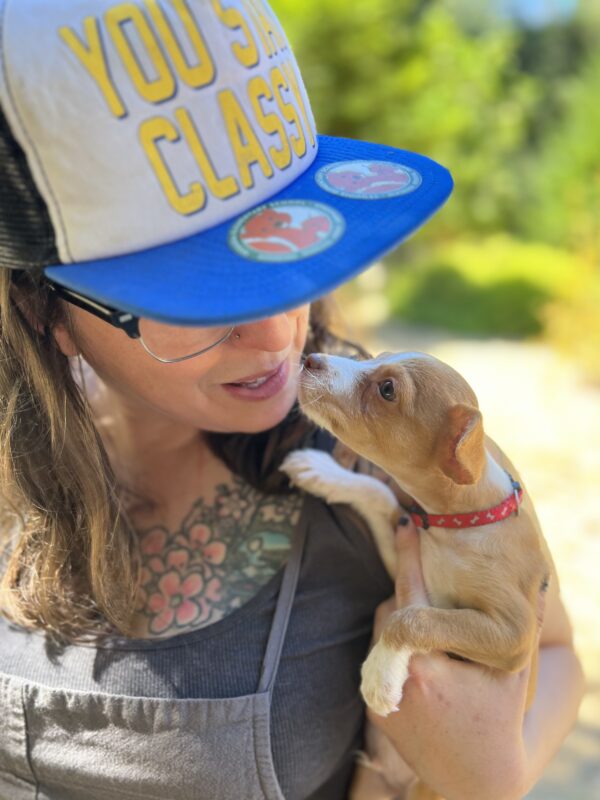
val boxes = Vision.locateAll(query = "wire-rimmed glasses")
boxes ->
[46,281,235,364]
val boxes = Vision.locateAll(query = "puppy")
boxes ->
[281,351,551,800]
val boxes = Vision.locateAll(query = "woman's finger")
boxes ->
[372,597,397,640]
[394,513,429,608]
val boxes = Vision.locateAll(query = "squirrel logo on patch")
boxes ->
[240,208,331,254]
[229,201,345,262]
[316,160,422,199]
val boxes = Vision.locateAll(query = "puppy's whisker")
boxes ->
[302,371,328,390]
[298,377,327,394]
[295,385,319,400]
[297,393,326,410]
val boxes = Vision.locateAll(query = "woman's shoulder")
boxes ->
[292,434,395,592]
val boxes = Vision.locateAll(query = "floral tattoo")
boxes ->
[134,478,303,636]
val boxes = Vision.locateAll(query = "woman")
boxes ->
[0,0,583,798]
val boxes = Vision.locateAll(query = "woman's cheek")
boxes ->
[295,306,310,351]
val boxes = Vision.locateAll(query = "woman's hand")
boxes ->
[367,517,541,800]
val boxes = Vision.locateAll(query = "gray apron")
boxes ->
[0,498,310,800]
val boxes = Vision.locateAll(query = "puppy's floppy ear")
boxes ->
[435,403,485,485]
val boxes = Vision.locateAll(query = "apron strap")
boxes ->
[257,493,311,694]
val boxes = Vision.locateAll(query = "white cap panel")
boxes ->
[0,0,317,263]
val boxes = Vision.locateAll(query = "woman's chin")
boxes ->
[239,392,299,433]
[204,385,298,435]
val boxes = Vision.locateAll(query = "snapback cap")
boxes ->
[0,0,453,326]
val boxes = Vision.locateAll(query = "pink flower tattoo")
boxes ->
[147,571,204,634]
[187,524,227,573]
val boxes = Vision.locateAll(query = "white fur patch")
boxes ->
[302,351,435,425]
[361,642,412,717]
[280,449,355,503]
[307,351,434,403]
[485,452,516,497]
[322,354,363,397]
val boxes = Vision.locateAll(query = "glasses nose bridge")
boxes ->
[233,312,294,350]
[137,320,235,363]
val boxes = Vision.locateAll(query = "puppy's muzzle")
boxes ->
[303,353,327,373]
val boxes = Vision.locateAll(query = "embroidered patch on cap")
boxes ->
[228,200,345,262]
[316,160,422,199]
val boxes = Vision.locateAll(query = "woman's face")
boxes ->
[56,302,311,434]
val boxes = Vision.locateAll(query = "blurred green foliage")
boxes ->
[273,0,600,376]
[387,236,589,336]
[524,47,600,259]
[276,0,538,235]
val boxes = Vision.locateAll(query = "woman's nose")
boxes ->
[233,312,296,352]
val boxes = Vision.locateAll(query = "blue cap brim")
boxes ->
[44,135,453,326]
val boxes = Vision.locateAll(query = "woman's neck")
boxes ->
[72,357,220,514]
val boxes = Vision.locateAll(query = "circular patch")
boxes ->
[228,200,345,262]
[316,160,422,199]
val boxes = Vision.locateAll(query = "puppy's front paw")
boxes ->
[280,449,350,502]
[361,642,412,717]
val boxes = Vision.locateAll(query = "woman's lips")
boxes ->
[222,360,290,401]
[230,364,283,383]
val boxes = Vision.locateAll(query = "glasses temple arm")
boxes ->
[47,282,141,338]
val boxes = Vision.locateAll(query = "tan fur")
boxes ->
[297,351,551,799]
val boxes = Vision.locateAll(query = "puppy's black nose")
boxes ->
[304,353,325,371]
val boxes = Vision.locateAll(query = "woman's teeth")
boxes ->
[223,361,288,400]
[235,376,270,388]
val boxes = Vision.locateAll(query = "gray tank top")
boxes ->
[0,476,393,799]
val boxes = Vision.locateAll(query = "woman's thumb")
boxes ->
[394,514,429,608]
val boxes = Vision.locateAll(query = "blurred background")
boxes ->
[272,0,600,796]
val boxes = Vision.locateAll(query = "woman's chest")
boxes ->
[129,479,303,638]
[0,563,375,800]
[0,497,393,800]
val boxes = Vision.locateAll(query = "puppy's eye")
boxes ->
[378,380,396,401]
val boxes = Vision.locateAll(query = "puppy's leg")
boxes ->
[361,603,536,716]
[281,449,399,575]
[361,642,413,716]
[381,604,537,673]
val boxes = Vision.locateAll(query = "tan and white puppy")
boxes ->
[281,351,551,800]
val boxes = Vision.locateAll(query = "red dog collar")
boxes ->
[408,472,524,531]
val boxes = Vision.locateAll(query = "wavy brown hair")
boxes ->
[0,267,369,643]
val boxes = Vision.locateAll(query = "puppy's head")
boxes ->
[299,351,486,486]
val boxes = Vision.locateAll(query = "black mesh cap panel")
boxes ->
[0,103,60,270]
